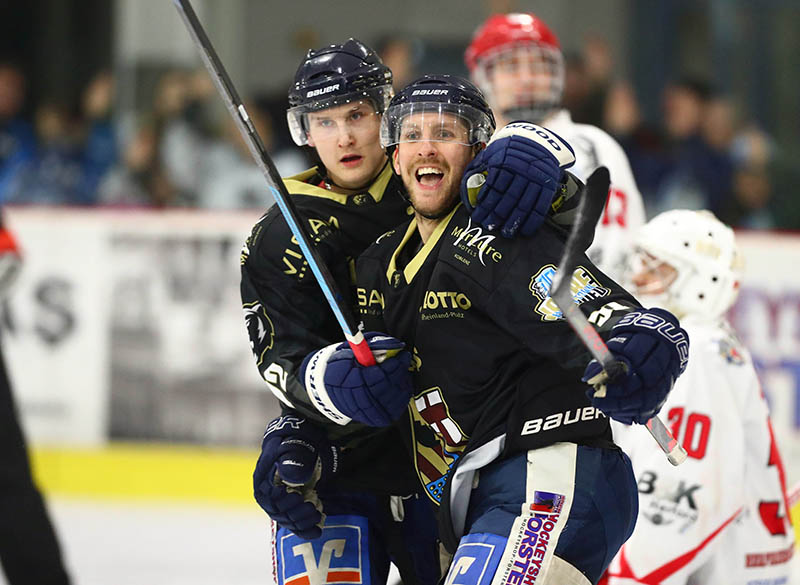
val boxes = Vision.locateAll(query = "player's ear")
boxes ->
[392,146,401,174]
[306,133,315,148]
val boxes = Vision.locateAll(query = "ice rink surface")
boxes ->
[0,496,796,584]
[1,498,274,585]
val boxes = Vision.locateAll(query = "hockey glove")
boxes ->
[582,308,690,425]
[253,413,340,540]
[460,121,576,238]
[300,332,413,427]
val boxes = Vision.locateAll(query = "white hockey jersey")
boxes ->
[544,109,646,282]
[605,317,796,585]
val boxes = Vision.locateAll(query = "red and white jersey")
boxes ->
[544,109,645,282]
[605,317,796,585]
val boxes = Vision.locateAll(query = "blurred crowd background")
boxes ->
[0,0,798,228]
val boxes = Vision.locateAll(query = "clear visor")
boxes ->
[472,44,563,122]
[287,84,393,146]
[380,102,493,148]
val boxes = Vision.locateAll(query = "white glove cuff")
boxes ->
[490,121,576,168]
[304,344,352,426]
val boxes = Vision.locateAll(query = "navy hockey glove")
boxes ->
[253,413,339,540]
[300,332,413,427]
[582,308,690,425]
[461,121,576,238]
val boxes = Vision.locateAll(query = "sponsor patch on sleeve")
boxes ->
[528,264,610,321]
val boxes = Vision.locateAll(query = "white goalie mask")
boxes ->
[628,210,743,321]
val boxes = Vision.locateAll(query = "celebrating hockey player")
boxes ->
[244,41,570,585]
[465,13,645,279]
[342,75,689,584]
[603,210,796,585]
[243,39,435,585]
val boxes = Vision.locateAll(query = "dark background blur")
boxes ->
[1,0,798,226]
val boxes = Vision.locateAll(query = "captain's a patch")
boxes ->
[529,264,610,321]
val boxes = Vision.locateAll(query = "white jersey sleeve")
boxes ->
[605,319,796,585]
[545,109,646,282]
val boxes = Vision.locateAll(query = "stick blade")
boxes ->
[550,167,610,304]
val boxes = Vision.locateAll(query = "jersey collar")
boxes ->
[386,204,461,285]
[282,163,394,205]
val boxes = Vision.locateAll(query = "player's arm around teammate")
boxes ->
[352,75,690,585]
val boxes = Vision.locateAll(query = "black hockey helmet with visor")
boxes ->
[287,38,393,146]
[380,74,496,149]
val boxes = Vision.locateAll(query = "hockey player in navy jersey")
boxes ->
[336,75,690,584]
[244,41,575,585]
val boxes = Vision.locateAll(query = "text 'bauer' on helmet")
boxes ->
[287,38,394,146]
[380,74,496,149]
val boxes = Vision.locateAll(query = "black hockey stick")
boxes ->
[172,0,376,366]
[549,168,687,466]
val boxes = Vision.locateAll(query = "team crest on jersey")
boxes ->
[243,301,275,366]
[277,519,367,585]
[410,387,468,504]
[717,338,745,365]
[528,264,610,321]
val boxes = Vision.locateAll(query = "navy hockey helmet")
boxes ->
[380,74,496,148]
[287,38,394,146]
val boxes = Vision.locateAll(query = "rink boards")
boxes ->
[1,207,798,547]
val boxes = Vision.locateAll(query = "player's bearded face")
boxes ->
[392,112,475,218]
[306,101,385,191]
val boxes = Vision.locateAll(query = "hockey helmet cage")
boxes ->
[380,74,496,148]
[631,209,743,321]
[287,38,394,146]
[465,13,564,123]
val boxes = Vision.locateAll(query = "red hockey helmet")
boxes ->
[465,13,561,72]
[465,13,564,124]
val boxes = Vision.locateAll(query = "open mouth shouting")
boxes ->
[415,166,445,190]
[340,154,363,167]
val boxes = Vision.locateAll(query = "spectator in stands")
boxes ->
[654,78,735,215]
[0,62,36,204]
[79,70,118,202]
[98,121,177,207]
[376,36,420,91]
[196,101,305,209]
[722,125,776,228]
[7,101,86,205]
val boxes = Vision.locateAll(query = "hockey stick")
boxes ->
[172,0,375,366]
[549,167,687,466]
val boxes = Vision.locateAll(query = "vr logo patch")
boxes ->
[278,520,367,585]
[444,533,505,585]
